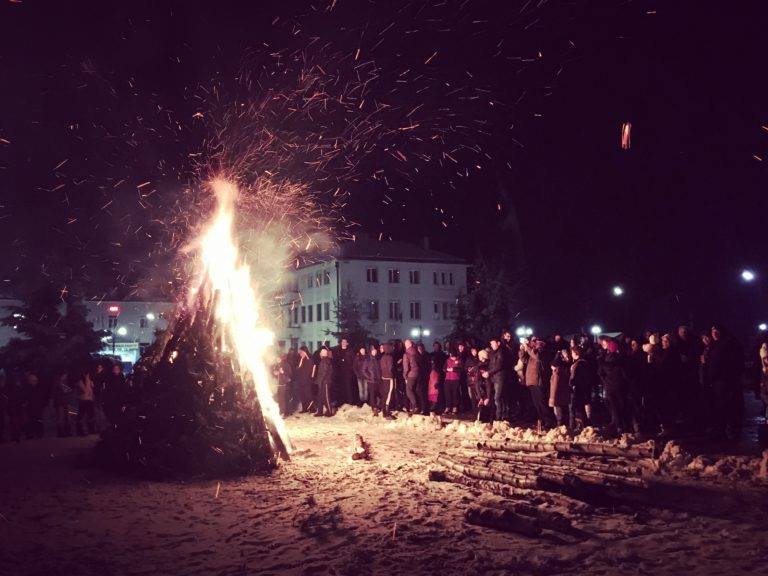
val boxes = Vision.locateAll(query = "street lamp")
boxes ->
[741,269,756,282]
[590,324,602,336]
[612,285,624,297]
[117,326,128,336]
[759,323,767,332]
[146,312,156,321]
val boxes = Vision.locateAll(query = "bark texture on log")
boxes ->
[465,506,542,536]
[467,439,655,460]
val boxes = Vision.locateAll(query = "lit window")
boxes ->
[409,301,421,320]
[388,269,400,283]
[366,268,378,283]
[368,300,379,321]
[409,270,420,284]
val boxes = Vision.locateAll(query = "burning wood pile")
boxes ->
[431,437,657,535]
[96,298,277,478]
[97,179,292,478]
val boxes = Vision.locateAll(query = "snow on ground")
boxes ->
[1,407,767,576]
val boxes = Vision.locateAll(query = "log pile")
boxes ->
[431,436,657,534]
[95,290,277,479]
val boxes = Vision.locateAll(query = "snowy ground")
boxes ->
[1,407,768,576]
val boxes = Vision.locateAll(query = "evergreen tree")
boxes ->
[0,285,103,374]
[327,287,370,346]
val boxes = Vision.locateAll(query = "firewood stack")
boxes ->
[431,437,657,533]
[96,289,276,478]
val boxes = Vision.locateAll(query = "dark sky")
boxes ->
[1,0,766,336]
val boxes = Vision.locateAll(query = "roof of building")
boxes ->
[334,237,466,265]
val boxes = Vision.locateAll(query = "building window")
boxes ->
[292,308,298,325]
[323,270,331,285]
[388,269,400,283]
[441,272,446,285]
[301,306,306,323]
[108,316,118,329]
[316,303,322,321]
[323,302,330,322]
[366,267,378,283]
[449,272,454,285]
[433,302,440,320]
[139,318,147,329]
[388,301,401,321]
[367,300,379,321]
[409,270,420,284]
[306,274,313,289]
[433,271,439,285]
[442,302,449,320]
[308,305,313,322]
[409,301,421,320]
[315,272,322,287]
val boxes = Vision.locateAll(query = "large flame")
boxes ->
[193,178,292,457]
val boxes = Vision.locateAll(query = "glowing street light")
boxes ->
[146,312,156,321]
[612,285,624,297]
[741,269,756,282]
[116,326,128,336]
[759,323,767,332]
[590,324,602,336]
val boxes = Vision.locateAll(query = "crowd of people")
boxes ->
[0,361,127,442]
[274,326,768,441]
[1,326,766,444]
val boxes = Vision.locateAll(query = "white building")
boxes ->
[277,238,467,351]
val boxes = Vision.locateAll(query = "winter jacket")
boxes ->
[569,358,592,404]
[334,346,355,374]
[598,351,626,392]
[486,348,505,385]
[352,354,367,379]
[294,356,314,387]
[315,358,333,387]
[445,357,462,381]
[402,346,420,379]
[522,346,547,387]
[380,344,394,379]
[549,355,571,407]
[363,356,382,383]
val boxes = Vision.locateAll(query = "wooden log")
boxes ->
[478,497,573,533]
[430,468,593,514]
[465,506,542,536]
[469,439,656,459]
[473,449,642,477]
[448,454,647,489]
[435,454,540,489]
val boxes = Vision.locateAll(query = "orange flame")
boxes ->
[193,178,292,458]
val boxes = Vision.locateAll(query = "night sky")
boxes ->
[1,1,766,337]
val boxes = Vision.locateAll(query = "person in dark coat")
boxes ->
[416,343,431,415]
[353,346,368,407]
[521,338,553,427]
[707,326,743,439]
[657,334,682,433]
[598,339,626,435]
[333,338,356,406]
[484,339,508,421]
[625,339,647,433]
[273,353,293,416]
[102,364,127,425]
[569,347,594,429]
[379,343,395,415]
[465,348,481,408]
[314,348,334,417]
[294,347,314,412]
[51,372,73,437]
[476,349,494,422]
[402,339,422,415]
[364,345,392,418]
[676,326,701,429]
[549,349,571,427]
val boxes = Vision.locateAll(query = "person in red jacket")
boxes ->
[444,349,463,415]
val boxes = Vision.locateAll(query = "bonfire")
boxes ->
[97,179,292,478]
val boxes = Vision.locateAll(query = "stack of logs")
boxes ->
[430,438,657,536]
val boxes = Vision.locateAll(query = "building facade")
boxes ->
[277,238,467,351]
